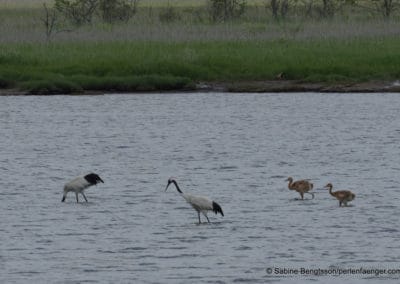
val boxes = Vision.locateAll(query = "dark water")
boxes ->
[1,92,400,283]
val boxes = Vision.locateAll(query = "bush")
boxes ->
[208,0,247,22]
[0,77,13,88]
[54,0,139,25]
[159,6,182,23]
[55,0,98,25]
[100,0,139,23]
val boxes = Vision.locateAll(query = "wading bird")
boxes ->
[286,177,314,200]
[62,173,104,203]
[324,183,355,206]
[165,178,224,224]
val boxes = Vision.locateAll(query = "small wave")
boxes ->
[235,245,253,251]
[120,247,147,252]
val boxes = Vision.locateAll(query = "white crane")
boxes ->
[165,178,224,224]
[62,173,104,203]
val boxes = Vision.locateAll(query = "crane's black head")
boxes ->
[165,177,182,193]
[84,173,104,185]
[212,201,224,216]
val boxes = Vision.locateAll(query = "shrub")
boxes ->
[208,0,247,22]
[55,0,98,25]
[159,6,182,23]
[54,0,139,25]
[99,0,139,23]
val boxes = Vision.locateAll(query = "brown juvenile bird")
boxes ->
[324,183,355,206]
[286,177,314,200]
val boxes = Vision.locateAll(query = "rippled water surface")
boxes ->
[1,92,400,283]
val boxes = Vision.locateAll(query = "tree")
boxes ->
[99,0,139,23]
[269,0,290,20]
[372,0,399,19]
[41,3,73,41]
[54,0,139,25]
[321,0,335,18]
[55,0,98,25]
[41,3,58,41]
[209,0,247,22]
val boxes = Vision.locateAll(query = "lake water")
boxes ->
[1,92,400,283]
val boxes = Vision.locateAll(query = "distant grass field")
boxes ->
[0,0,51,8]
[1,39,399,94]
[0,0,266,8]
[0,1,399,93]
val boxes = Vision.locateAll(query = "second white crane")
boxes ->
[165,178,224,224]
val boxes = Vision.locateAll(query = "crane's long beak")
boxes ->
[99,178,104,183]
[165,183,170,192]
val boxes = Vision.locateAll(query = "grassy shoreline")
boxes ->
[1,2,400,94]
[1,39,400,94]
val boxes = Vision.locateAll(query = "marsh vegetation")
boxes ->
[0,0,399,94]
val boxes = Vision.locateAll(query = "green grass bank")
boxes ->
[1,39,400,94]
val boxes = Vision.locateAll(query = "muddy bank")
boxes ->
[1,80,400,95]
[200,80,400,93]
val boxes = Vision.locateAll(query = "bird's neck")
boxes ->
[328,185,335,196]
[288,180,293,190]
[172,181,183,194]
